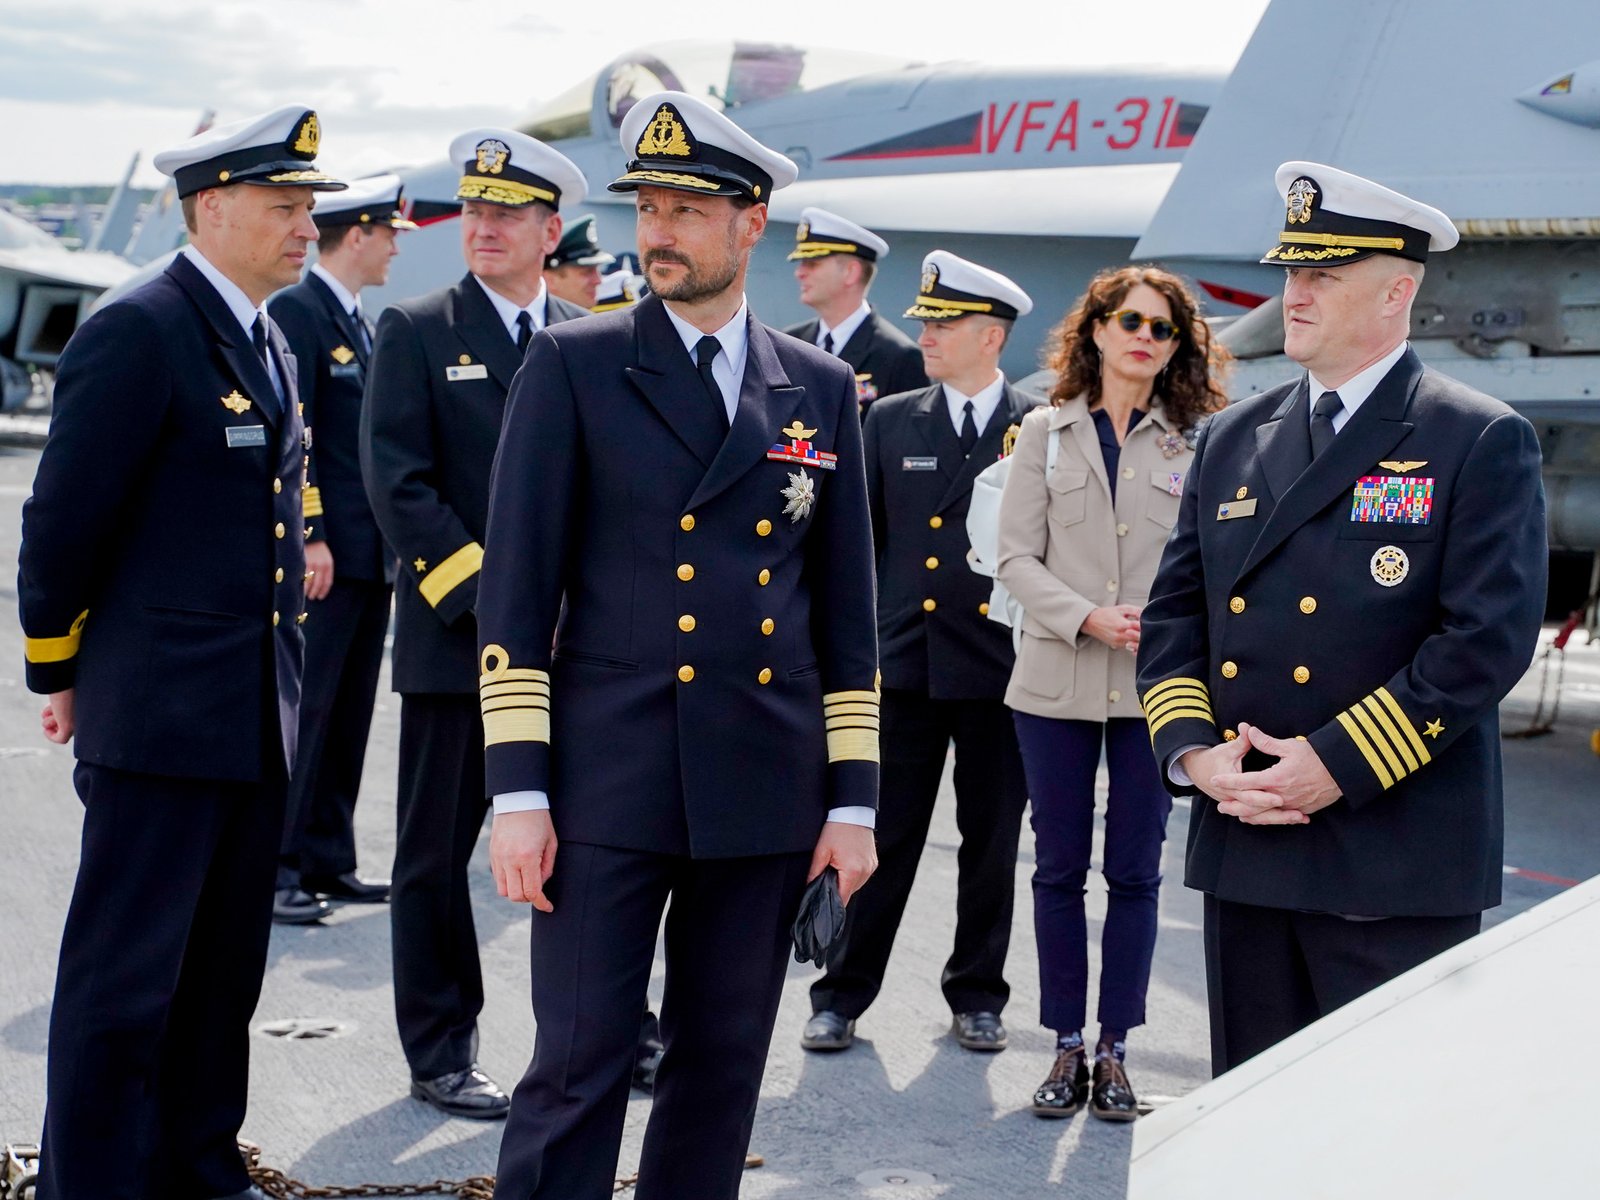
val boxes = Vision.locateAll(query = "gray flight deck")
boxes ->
[1,444,1596,1198]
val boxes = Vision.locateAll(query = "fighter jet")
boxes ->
[366,38,1267,378]
[1134,0,1600,575]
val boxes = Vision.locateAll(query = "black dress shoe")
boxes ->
[632,1034,664,1093]
[302,870,391,903]
[1089,1054,1139,1121]
[952,1011,1008,1052]
[1031,1046,1090,1118]
[410,1063,510,1120]
[800,1010,856,1052]
[272,887,330,925]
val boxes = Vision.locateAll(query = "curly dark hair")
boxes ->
[1042,265,1231,433]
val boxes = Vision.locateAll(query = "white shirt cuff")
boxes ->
[826,806,876,829]
[493,790,549,815]
[1167,744,1211,787]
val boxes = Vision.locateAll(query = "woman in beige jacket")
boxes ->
[996,266,1228,1121]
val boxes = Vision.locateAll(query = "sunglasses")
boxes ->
[1105,308,1179,342]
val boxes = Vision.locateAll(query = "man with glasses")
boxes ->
[1138,162,1547,1073]
[803,251,1039,1056]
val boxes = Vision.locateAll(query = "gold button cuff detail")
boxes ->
[1224,729,1238,741]
[922,598,936,612]
[758,667,772,684]
[678,665,695,683]
[678,615,696,632]
[756,519,772,537]
[677,564,694,581]
[1221,661,1238,679]
[680,514,695,531]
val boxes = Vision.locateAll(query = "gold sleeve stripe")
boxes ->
[1337,710,1396,790]
[1359,696,1420,774]
[1142,677,1211,706]
[1148,707,1216,738]
[1152,694,1209,723]
[1350,703,1406,780]
[480,680,551,699]
[24,610,89,664]
[826,728,879,763]
[481,694,550,711]
[824,690,880,707]
[484,708,550,747]
[1375,687,1431,764]
[419,542,484,607]
[302,486,324,518]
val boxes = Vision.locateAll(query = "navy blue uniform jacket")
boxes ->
[1136,349,1547,916]
[270,272,388,581]
[864,381,1039,699]
[477,295,880,859]
[18,253,307,781]
[785,309,927,414]
[360,275,588,694]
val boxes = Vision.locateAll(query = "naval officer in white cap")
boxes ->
[1138,161,1547,1073]
[480,90,879,1198]
[358,127,594,1120]
[786,206,926,413]
[20,105,343,1200]
[804,249,1040,1058]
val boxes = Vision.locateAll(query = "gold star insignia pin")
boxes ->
[782,421,818,441]
[220,390,251,414]
[331,345,355,365]
[1424,719,1444,739]
[414,558,427,573]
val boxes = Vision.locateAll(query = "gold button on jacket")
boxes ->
[760,618,774,635]
[925,556,939,570]
[1221,661,1238,678]
[678,615,696,632]
[757,568,770,586]
[1229,596,1246,613]
[676,563,694,581]
[677,665,694,683]
[755,519,772,537]
[1300,596,1318,614]
[680,514,695,531]
[1293,666,1311,684]
[929,515,943,529]
[922,598,936,612]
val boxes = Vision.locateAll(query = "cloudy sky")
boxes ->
[0,0,1271,187]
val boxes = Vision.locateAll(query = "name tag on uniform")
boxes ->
[1216,498,1257,520]
[226,425,267,448]
[903,456,939,471]
[447,364,488,382]
[330,363,361,379]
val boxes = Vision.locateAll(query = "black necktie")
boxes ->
[1310,390,1342,458]
[959,400,978,456]
[355,309,372,357]
[695,335,729,432]
[252,313,280,399]
[822,331,834,355]
[515,311,534,354]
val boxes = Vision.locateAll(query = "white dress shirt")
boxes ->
[311,262,362,322]
[494,294,873,829]
[816,300,872,355]
[183,245,282,399]
[1167,339,1413,788]
[942,370,1006,437]
[473,275,549,342]
[662,296,749,424]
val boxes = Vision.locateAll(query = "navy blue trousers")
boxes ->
[1012,713,1171,1034]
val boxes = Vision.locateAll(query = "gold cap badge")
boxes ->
[637,105,693,158]
[1286,177,1317,226]
[920,263,938,294]
[474,138,509,175]
[293,113,320,157]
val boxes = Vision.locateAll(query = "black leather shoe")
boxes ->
[632,1034,664,1093]
[800,1011,856,1052]
[952,1011,1008,1052]
[409,1064,510,1120]
[272,887,330,925]
[1032,1046,1090,1118]
[1089,1054,1139,1121]
[302,871,391,903]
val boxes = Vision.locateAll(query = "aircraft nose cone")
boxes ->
[1515,62,1600,128]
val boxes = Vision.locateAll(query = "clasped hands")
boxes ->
[1179,722,1341,825]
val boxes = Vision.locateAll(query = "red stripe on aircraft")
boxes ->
[1504,865,1581,888]
[1199,280,1271,310]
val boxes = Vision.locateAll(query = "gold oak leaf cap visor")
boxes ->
[905,249,1033,323]
[310,172,418,229]
[1262,160,1458,266]
[155,105,347,198]
[788,205,890,262]
[450,128,589,210]
[609,90,799,201]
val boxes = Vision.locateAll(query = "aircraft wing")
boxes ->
[765,162,1180,239]
[1135,0,1600,261]
[0,244,137,292]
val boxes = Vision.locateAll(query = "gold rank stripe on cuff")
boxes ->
[24,610,89,664]
[1142,677,1216,738]
[302,486,324,518]
[418,542,484,607]
[480,669,552,747]
[823,689,880,764]
[1334,686,1433,791]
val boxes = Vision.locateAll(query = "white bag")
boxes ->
[966,428,1060,650]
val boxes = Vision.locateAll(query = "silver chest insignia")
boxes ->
[781,471,815,523]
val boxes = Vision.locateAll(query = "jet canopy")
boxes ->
[521,39,919,143]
